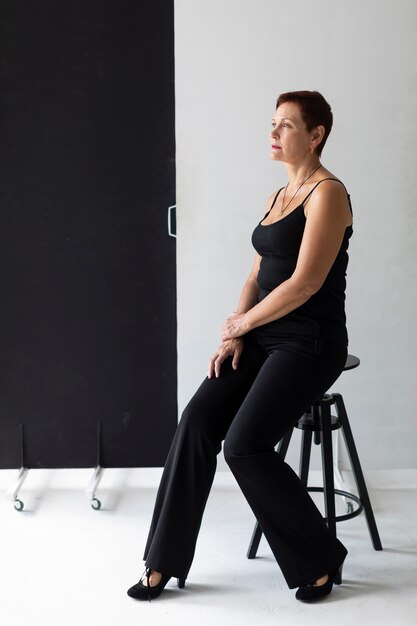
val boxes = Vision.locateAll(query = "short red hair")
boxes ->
[276,90,333,156]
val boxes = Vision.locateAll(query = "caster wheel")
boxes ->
[346,501,354,514]
[91,498,101,510]
[14,499,24,511]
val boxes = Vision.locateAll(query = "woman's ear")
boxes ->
[311,125,325,151]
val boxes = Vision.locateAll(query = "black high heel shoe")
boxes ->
[127,568,186,602]
[295,560,344,602]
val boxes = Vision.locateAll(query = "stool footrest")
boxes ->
[306,486,364,522]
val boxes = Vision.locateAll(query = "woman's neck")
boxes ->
[285,157,322,187]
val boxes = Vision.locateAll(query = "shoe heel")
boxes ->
[334,563,343,585]
[177,577,186,589]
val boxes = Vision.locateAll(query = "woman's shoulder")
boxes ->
[314,168,348,192]
[304,171,352,224]
[305,171,349,204]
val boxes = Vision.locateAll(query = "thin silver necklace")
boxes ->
[280,163,322,214]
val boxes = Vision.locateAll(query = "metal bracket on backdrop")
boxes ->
[167,204,176,238]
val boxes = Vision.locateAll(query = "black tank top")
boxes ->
[251,178,353,345]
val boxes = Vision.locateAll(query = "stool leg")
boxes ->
[277,426,294,460]
[246,523,263,560]
[319,403,337,538]
[299,430,312,487]
[333,393,383,550]
[246,427,294,559]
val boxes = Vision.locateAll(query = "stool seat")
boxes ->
[246,353,383,564]
[344,354,360,370]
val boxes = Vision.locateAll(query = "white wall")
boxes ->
[174,0,417,470]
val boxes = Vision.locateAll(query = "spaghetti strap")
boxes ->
[262,187,285,220]
[270,187,284,210]
[301,178,352,214]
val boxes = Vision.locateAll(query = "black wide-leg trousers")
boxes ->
[143,331,348,589]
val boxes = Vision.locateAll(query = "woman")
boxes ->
[127,90,352,603]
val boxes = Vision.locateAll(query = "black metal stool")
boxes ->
[247,354,383,560]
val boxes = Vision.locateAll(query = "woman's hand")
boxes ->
[208,338,244,379]
[221,312,250,341]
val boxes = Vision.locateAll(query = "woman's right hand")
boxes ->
[208,338,244,379]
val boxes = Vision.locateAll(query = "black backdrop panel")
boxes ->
[0,0,177,468]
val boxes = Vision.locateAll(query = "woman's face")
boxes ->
[270,101,316,164]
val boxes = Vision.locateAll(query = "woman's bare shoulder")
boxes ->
[305,170,352,225]
[308,168,349,199]
[316,167,345,186]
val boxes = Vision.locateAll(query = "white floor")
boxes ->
[1,467,416,626]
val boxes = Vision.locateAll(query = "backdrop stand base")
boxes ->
[85,465,104,510]
[6,466,28,511]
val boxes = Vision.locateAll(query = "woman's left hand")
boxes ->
[221,312,250,341]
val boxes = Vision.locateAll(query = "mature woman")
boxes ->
[127,90,353,603]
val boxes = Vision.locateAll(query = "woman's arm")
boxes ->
[222,180,352,339]
[207,254,261,378]
[235,253,262,313]
[234,188,279,313]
